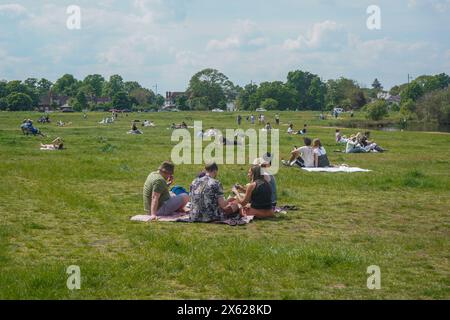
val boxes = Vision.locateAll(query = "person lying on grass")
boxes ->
[40,137,64,150]
[232,165,274,219]
[143,161,189,221]
[282,137,315,168]
[189,162,239,222]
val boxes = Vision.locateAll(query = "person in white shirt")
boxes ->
[287,124,295,134]
[282,138,315,168]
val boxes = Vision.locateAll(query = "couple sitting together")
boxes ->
[282,137,331,168]
[336,130,386,153]
[143,160,277,222]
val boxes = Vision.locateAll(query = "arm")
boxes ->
[150,192,161,220]
[218,196,228,210]
[236,183,255,207]
[314,152,319,167]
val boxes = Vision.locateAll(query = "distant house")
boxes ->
[39,92,111,111]
[60,103,74,112]
[227,101,237,112]
[377,92,401,105]
[165,91,186,108]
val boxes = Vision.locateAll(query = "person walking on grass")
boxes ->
[143,161,189,221]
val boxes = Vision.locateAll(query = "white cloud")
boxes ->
[207,20,269,51]
[284,20,343,50]
[408,0,450,12]
[0,3,27,16]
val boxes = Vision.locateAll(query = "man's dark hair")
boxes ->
[304,137,312,146]
[205,162,219,173]
[159,161,175,174]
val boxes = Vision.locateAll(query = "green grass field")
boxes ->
[0,111,449,300]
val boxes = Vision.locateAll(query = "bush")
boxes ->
[260,98,279,110]
[416,88,450,125]
[364,100,389,121]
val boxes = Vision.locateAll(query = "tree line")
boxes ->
[0,74,165,112]
[1,69,449,125]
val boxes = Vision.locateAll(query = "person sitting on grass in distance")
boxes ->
[128,121,143,134]
[143,161,189,221]
[190,163,239,222]
[299,124,308,135]
[282,137,315,168]
[287,123,295,135]
[312,139,331,168]
[232,165,274,219]
[345,135,367,154]
[40,137,64,150]
[335,129,349,144]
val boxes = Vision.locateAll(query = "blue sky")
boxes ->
[0,0,449,93]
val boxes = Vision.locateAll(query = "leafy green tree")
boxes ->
[325,78,366,110]
[252,81,297,110]
[364,100,389,121]
[236,83,258,110]
[73,91,88,111]
[260,98,279,110]
[187,69,235,110]
[175,95,189,110]
[83,75,105,99]
[124,81,142,94]
[0,80,7,99]
[400,81,424,102]
[286,70,325,110]
[372,78,383,92]
[129,88,155,106]
[5,92,33,111]
[103,75,125,98]
[53,74,80,96]
[37,78,53,97]
[112,91,131,109]
[400,99,416,116]
[416,88,450,125]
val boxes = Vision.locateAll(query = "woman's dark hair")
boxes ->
[250,165,265,182]
[205,162,219,173]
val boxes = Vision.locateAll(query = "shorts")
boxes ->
[157,195,187,216]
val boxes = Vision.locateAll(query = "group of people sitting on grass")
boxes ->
[38,115,51,123]
[143,158,277,222]
[20,119,45,137]
[336,130,386,153]
[287,123,308,135]
[99,117,115,124]
[170,122,188,130]
[282,137,331,168]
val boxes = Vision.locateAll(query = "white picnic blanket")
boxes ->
[302,166,371,173]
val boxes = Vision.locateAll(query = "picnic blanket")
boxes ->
[130,213,255,226]
[302,166,371,173]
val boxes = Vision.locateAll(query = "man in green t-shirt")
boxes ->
[143,161,189,221]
